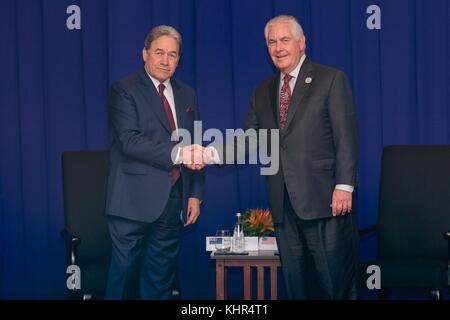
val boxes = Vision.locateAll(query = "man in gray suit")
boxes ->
[263,15,359,299]
[202,15,359,299]
[254,15,359,299]
[104,25,204,299]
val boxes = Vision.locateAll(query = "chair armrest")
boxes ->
[359,224,377,237]
[60,229,81,265]
[444,231,450,261]
[444,231,450,286]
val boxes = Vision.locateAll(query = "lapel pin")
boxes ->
[305,77,312,84]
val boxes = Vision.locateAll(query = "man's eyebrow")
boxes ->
[268,36,291,41]
[153,48,178,54]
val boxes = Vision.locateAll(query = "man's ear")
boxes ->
[300,35,306,51]
[142,48,148,62]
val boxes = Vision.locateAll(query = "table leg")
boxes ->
[270,265,277,300]
[243,265,251,300]
[257,266,264,300]
[216,260,225,300]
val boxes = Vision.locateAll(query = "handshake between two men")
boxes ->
[177,144,217,170]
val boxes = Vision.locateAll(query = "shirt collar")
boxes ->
[282,54,306,81]
[145,67,171,90]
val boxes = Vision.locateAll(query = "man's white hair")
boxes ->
[264,15,304,43]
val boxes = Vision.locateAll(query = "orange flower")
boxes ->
[243,208,274,237]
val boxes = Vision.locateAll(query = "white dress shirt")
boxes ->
[145,70,185,165]
[146,70,179,130]
[278,54,306,103]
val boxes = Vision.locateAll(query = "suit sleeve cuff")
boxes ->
[335,184,354,193]
[207,146,222,164]
[174,147,182,165]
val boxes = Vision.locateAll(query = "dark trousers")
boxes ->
[104,181,183,300]
[275,190,359,300]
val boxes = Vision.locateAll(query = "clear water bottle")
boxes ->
[232,212,245,253]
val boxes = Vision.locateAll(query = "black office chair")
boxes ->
[61,150,182,300]
[360,145,450,299]
[61,150,111,299]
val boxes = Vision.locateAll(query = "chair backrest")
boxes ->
[62,150,111,293]
[378,145,450,261]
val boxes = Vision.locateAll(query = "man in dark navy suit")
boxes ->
[104,25,204,299]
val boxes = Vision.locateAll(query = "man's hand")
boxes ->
[179,145,218,170]
[184,197,201,226]
[331,189,352,216]
[180,144,205,170]
[202,146,217,165]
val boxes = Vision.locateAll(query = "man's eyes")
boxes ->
[154,51,177,58]
[268,38,290,45]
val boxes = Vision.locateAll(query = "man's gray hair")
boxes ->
[144,25,182,53]
[264,15,304,43]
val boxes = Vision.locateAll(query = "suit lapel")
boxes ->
[137,69,171,133]
[171,79,186,130]
[283,58,314,131]
[269,73,281,128]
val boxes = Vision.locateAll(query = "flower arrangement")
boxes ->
[242,208,274,237]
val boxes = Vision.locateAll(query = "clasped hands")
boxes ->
[179,144,215,170]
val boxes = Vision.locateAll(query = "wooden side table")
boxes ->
[211,251,281,300]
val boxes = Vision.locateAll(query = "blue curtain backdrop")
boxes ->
[0,0,449,299]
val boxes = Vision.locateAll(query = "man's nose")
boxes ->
[275,41,282,52]
[161,54,169,65]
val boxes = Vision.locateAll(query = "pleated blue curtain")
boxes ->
[0,0,449,298]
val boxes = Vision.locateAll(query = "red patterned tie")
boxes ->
[279,74,293,129]
[158,83,180,185]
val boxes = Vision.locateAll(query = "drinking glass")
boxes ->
[215,230,231,253]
